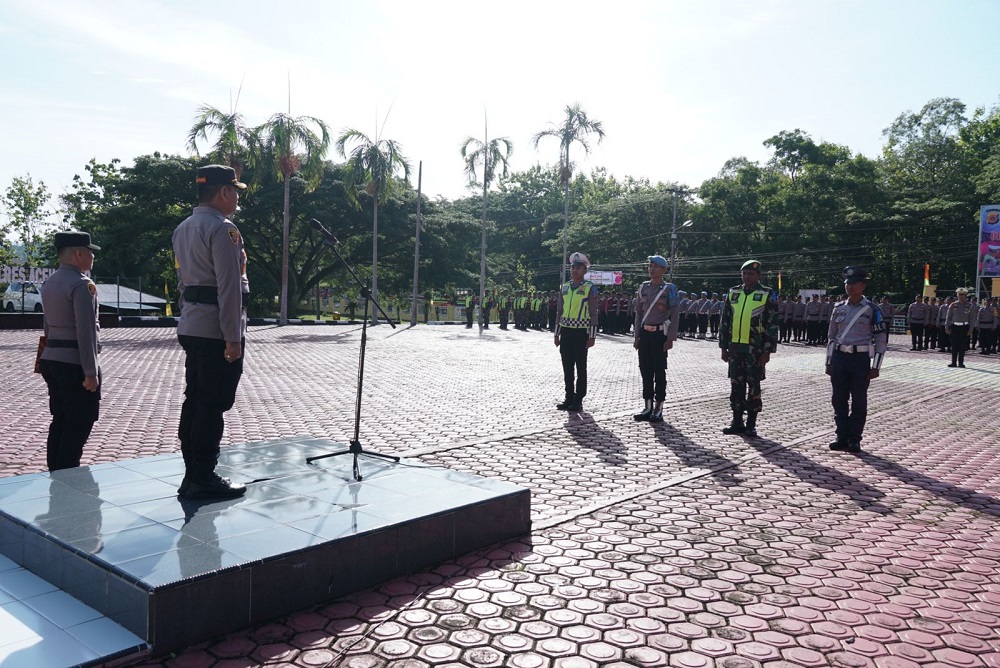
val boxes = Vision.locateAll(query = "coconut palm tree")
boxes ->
[186,104,255,179]
[253,113,330,324]
[531,103,606,283]
[336,128,411,324]
[460,122,512,328]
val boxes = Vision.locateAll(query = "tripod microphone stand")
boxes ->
[305,218,400,481]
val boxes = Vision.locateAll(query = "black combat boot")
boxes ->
[556,394,575,411]
[633,400,653,421]
[649,401,664,424]
[829,439,849,451]
[722,411,745,435]
[744,412,759,438]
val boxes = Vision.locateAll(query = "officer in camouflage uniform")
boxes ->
[719,259,778,438]
[826,267,887,453]
[39,230,102,471]
[173,165,250,500]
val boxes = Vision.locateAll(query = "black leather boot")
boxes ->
[744,412,758,437]
[649,401,664,423]
[633,400,653,421]
[556,394,575,410]
[722,411,745,434]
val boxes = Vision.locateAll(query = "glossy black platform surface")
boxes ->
[0,437,531,658]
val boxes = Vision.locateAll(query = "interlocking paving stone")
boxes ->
[1,327,998,666]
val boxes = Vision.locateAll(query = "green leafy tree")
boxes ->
[461,126,513,324]
[532,103,606,283]
[186,104,256,179]
[336,127,411,322]
[253,112,331,323]
[2,175,53,268]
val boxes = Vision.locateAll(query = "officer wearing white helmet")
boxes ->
[554,252,599,412]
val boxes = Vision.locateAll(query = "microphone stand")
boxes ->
[305,219,400,481]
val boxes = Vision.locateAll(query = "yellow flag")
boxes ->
[164,281,173,317]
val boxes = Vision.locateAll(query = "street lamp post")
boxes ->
[669,205,693,284]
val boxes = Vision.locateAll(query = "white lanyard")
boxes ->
[640,283,667,326]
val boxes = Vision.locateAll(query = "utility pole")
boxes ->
[410,161,422,326]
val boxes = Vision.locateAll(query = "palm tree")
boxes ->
[253,113,330,324]
[186,104,255,179]
[460,121,512,329]
[336,128,411,324]
[531,103,606,283]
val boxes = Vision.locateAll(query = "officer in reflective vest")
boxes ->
[719,259,778,437]
[554,252,599,412]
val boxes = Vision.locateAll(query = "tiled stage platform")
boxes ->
[0,437,531,664]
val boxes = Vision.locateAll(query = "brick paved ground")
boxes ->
[1,325,999,667]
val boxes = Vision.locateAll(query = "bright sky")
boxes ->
[2,0,999,220]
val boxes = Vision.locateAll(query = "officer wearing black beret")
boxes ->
[826,267,887,453]
[172,165,249,499]
[38,230,102,470]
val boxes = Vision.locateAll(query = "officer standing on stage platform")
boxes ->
[946,288,973,368]
[173,165,249,500]
[554,252,598,412]
[719,259,778,438]
[38,230,102,471]
[826,267,887,453]
[632,255,680,423]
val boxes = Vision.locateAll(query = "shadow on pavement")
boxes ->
[563,412,627,466]
[858,451,1000,517]
[744,436,892,515]
[651,422,743,488]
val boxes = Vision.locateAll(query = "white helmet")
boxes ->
[569,252,590,268]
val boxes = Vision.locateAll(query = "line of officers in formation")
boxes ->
[34,161,993,482]
[904,293,1000,364]
[548,253,909,454]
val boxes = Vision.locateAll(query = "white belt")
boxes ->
[836,344,869,353]
[952,322,968,326]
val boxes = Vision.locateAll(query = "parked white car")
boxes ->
[2,281,43,312]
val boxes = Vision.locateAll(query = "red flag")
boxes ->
[924,263,930,286]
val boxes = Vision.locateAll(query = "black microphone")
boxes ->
[309,218,339,244]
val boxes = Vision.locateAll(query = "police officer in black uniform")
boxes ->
[39,230,102,471]
[173,165,249,499]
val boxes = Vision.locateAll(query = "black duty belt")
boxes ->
[46,339,79,349]
[183,287,249,308]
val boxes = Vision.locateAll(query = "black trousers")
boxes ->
[178,335,244,482]
[499,309,509,329]
[559,328,589,401]
[710,314,721,336]
[698,314,708,335]
[910,323,924,349]
[637,329,668,402]
[830,350,871,443]
[950,325,969,364]
[466,307,474,327]
[40,360,100,471]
